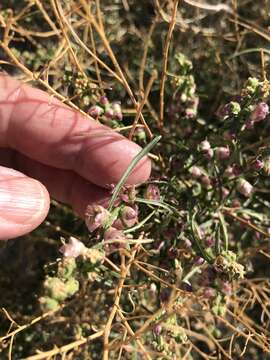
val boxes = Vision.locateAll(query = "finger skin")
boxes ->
[0,74,151,188]
[0,149,110,216]
[0,166,50,240]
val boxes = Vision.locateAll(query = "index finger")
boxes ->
[0,74,151,188]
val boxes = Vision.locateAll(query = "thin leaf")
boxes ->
[218,212,229,252]
[108,135,162,211]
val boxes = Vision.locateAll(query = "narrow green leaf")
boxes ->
[108,135,161,211]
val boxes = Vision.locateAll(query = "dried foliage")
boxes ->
[1,0,270,359]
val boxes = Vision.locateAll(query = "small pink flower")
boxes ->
[237,179,253,197]
[85,204,111,232]
[199,140,213,159]
[201,175,211,187]
[222,187,230,199]
[221,281,232,295]
[199,140,211,152]
[105,107,114,119]
[144,184,160,201]
[60,237,86,258]
[88,105,104,118]
[100,95,109,106]
[251,159,263,171]
[203,287,216,299]
[194,256,205,265]
[216,146,230,160]
[112,102,123,121]
[205,237,214,247]
[184,238,192,248]
[190,166,202,178]
[250,102,269,122]
[121,206,138,228]
[153,324,162,336]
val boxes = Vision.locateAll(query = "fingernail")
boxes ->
[0,176,47,224]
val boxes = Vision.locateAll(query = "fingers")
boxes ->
[0,149,110,216]
[0,166,50,240]
[0,74,151,188]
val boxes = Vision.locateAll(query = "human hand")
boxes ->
[0,74,151,240]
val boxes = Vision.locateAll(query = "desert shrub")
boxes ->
[0,1,270,359]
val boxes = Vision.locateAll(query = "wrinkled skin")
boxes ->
[0,74,151,240]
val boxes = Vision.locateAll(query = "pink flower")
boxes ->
[221,187,230,199]
[112,102,123,121]
[85,204,111,232]
[199,140,211,152]
[104,107,114,119]
[190,166,202,178]
[60,237,86,258]
[237,179,253,197]
[144,184,160,201]
[121,206,138,228]
[216,146,230,160]
[250,102,269,122]
[100,95,109,106]
[205,237,214,247]
[194,256,205,265]
[88,105,104,118]
[251,159,263,171]
[221,281,232,295]
[203,287,216,299]
[199,140,213,159]
[113,206,138,229]
[201,175,211,187]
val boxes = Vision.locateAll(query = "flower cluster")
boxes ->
[88,96,123,125]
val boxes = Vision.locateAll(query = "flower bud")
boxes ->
[216,146,230,160]
[199,140,213,159]
[194,256,205,266]
[201,175,211,187]
[100,95,109,106]
[229,101,241,115]
[104,227,126,253]
[85,204,111,232]
[225,164,241,177]
[205,236,214,247]
[40,296,59,311]
[134,128,146,142]
[144,184,160,201]
[153,324,162,336]
[222,187,229,199]
[104,107,114,119]
[251,159,264,171]
[250,102,269,122]
[120,206,138,228]
[203,287,216,299]
[60,237,86,258]
[112,102,123,121]
[184,238,192,248]
[185,107,196,118]
[199,140,210,151]
[190,166,202,178]
[237,179,253,197]
[245,77,259,94]
[44,277,68,301]
[88,105,104,118]
[264,156,270,175]
[220,281,232,295]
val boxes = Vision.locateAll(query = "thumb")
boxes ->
[0,166,50,240]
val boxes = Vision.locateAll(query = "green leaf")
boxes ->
[108,135,162,211]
